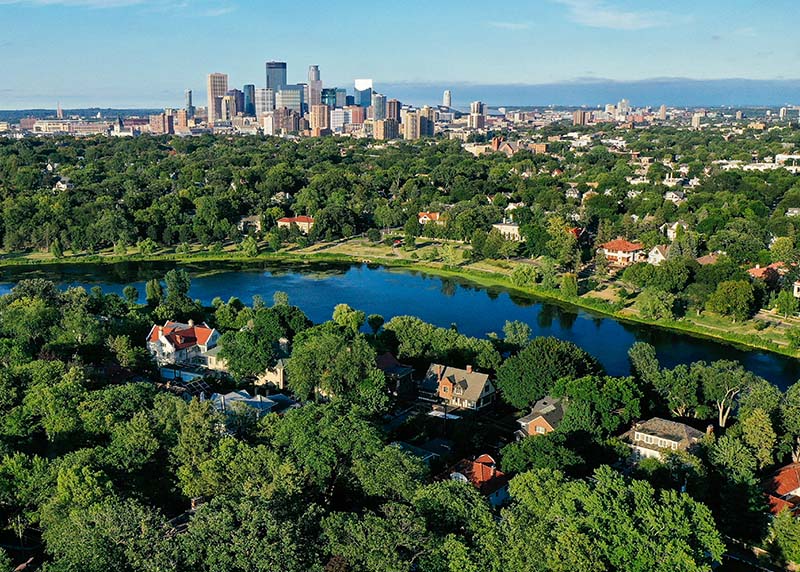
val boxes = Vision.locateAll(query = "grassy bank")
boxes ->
[0,241,797,359]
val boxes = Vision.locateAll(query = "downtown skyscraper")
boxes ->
[265,61,287,91]
[206,73,228,125]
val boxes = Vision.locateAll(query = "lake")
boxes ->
[1,260,798,389]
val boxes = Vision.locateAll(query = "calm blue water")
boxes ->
[1,261,798,389]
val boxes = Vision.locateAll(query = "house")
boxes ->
[53,179,73,191]
[492,221,523,242]
[764,463,800,516]
[695,253,719,266]
[146,320,220,366]
[793,281,800,299]
[255,338,291,390]
[446,454,509,507]
[748,262,784,283]
[599,238,644,267]
[422,363,496,410]
[237,214,262,233]
[203,346,228,372]
[394,441,440,467]
[660,221,688,241]
[376,352,414,398]
[664,190,686,204]
[565,186,581,200]
[277,215,314,234]
[787,208,800,218]
[621,417,706,461]
[516,396,565,439]
[418,212,443,225]
[209,390,296,418]
[648,245,670,266]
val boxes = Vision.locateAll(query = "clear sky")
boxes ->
[0,0,797,108]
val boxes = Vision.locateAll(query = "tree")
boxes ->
[560,273,578,297]
[781,382,800,462]
[740,407,776,469]
[770,235,796,264]
[145,278,162,306]
[771,508,800,566]
[503,320,532,348]
[705,280,754,322]
[495,337,603,409]
[332,304,366,333]
[367,314,385,336]
[174,398,221,498]
[637,288,675,320]
[239,235,259,257]
[775,289,798,318]
[273,290,289,307]
[50,237,63,258]
[500,432,584,474]
[122,285,139,307]
[696,360,757,427]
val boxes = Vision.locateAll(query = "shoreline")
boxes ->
[0,248,796,359]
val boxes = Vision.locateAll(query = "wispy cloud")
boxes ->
[553,0,664,30]
[202,4,233,16]
[487,21,531,31]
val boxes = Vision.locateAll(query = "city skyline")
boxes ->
[1,0,798,108]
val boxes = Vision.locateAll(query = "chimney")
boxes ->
[158,326,164,336]
[466,365,473,374]
[188,319,195,328]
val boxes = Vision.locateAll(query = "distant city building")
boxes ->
[470,101,485,115]
[243,84,256,116]
[149,112,174,135]
[573,110,588,126]
[308,65,322,107]
[309,104,330,133]
[691,113,703,129]
[185,89,195,118]
[321,88,337,108]
[226,89,244,116]
[354,78,373,107]
[658,104,666,120]
[374,118,399,140]
[275,85,304,113]
[255,88,275,116]
[468,113,485,129]
[347,105,366,125]
[371,92,387,121]
[443,89,452,108]
[206,72,228,125]
[387,98,401,122]
[265,61,287,91]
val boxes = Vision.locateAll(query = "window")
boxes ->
[535,426,546,434]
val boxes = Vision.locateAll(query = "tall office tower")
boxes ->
[221,95,237,121]
[371,92,387,121]
[780,107,788,120]
[467,113,485,129]
[572,110,588,126]
[618,98,630,114]
[176,109,188,129]
[404,110,420,140]
[321,88,338,108]
[658,104,667,121]
[265,61,287,91]
[308,65,322,107]
[185,90,195,118]
[335,89,347,108]
[206,73,228,125]
[354,79,373,107]
[470,101,485,115]
[443,90,452,108]
[387,99,401,122]
[243,84,256,116]
[374,119,399,140]
[255,88,275,116]
[275,85,304,113]
[420,105,436,124]
[691,113,702,129]
[56,102,63,119]
[330,108,346,132]
[149,113,174,135]
[310,104,330,132]
[226,89,244,116]
[347,105,366,125]
[735,110,744,120]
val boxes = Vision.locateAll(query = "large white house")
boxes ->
[146,321,220,366]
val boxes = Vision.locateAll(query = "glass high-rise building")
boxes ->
[321,88,338,108]
[354,79,373,107]
[265,61,287,91]
[185,89,195,118]
[308,65,322,107]
[275,85,304,113]
[371,92,387,121]
[255,88,275,116]
[243,84,256,116]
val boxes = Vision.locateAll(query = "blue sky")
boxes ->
[0,0,798,108]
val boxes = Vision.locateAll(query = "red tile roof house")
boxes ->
[747,262,785,284]
[146,321,220,367]
[276,215,315,234]
[418,211,444,225]
[599,238,645,268]
[765,463,800,516]
[446,454,509,507]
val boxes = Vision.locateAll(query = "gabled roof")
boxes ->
[148,321,215,350]
[278,215,314,224]
[764,463,800,516]
[601,238,643,252]
[426,363,493,403]
[622,417,705,451]
[650,244,670,259]
[696,253,719,265]
[748,262,784,280]
[418,211,441,221]
[376,352,414,378]
[447,454,508,496]
[518,396,565,429]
